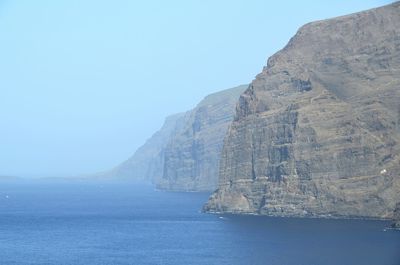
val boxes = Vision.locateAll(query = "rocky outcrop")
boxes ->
[205,2,400,219]
[99,112,187,181]
[392,203,400,228]
[156,85,247,191]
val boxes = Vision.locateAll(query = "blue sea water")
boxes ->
[0,179,399,265]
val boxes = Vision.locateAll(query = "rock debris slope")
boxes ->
[205,2,400,220]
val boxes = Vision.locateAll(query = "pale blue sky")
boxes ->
[0,0,391,177]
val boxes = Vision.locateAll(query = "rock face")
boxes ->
[102,112,186,181]
[205,2,400,219]
[393,203,400,228]
[102,85,246,191]
[156,85,247,191]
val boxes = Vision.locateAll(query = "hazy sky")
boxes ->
[0,0,391,177]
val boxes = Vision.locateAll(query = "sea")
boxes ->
[0,179,399,265]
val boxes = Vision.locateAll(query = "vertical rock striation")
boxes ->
[99,85,247,191]
[205,2,400,219]
[393,203,400,228]
[156,85,247,191]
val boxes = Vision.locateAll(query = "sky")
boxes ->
[0,0,392,177]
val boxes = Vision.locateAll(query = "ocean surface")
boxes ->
[0,179,399,265]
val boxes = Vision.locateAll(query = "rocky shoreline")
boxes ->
[392,203,400,229]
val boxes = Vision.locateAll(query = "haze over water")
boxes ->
[0,0,388,178]
[1,2,399,264]
[0,179,399,265]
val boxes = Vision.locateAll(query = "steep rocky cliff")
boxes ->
[393,203,400,228]
[101,85,246,191]
[100,113,187,181]
[205,2,400,219]
[156,85,247,191]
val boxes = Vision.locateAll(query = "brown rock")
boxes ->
[205,2,400,219]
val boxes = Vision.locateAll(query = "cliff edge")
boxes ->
[100,85,247,191]
[156,85,247,191]
[96,112,186,181]
[205,2,400,219]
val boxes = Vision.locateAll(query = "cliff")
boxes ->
[156,85,247,191]
[99,113,186,181]
[393,203,400,228]
[101,85,246,191]
[205,2,400,219]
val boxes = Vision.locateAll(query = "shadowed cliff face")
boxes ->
[205,2,400,219]
[156,85,247,191]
